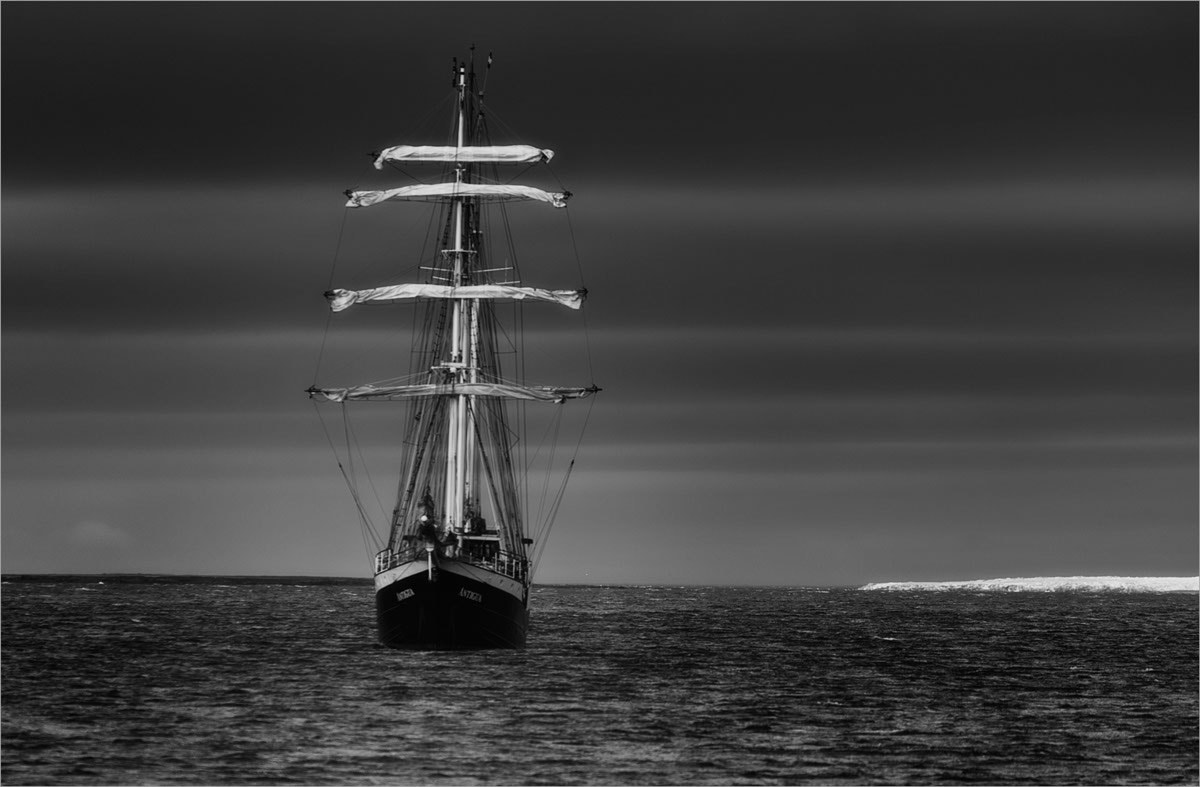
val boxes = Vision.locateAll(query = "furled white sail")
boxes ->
[308,383,598,404]
[326,284,585,312]
[374,145,554,168]
[346,184,570,209]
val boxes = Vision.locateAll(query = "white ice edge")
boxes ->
[860,576,1199,592]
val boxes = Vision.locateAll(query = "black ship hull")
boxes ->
[374,559,528,649]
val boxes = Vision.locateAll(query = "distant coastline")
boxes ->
[0,574,372,586]
[861,576,1200,593]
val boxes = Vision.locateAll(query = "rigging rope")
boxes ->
[341,406,384,551]
[563,206,596,386]
[542,161,595,385]
[312,402,383,565]
[532,406,565,532]
[343,405,388,524]
[312,208,351,387]
[530,394,597,580]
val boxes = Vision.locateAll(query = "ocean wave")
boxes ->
[860,576,1199,593]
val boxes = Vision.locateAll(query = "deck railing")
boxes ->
[375,547,416,574]
[374,546,528,582]
[464,549,528,582]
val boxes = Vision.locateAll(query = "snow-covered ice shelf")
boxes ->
[860,576,1199,592]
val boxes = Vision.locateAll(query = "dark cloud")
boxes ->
[3,4,1194,184]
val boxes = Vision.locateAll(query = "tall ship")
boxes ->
[308,53,598,649]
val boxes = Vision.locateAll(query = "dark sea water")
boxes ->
[2,578,1196,786]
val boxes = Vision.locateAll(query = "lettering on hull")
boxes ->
[375,576,528,649]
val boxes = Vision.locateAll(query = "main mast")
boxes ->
[445,61,472,534]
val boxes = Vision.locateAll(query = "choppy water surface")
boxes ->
[2,579,1196,785]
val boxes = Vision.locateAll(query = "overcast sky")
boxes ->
[3,3,1196,585]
